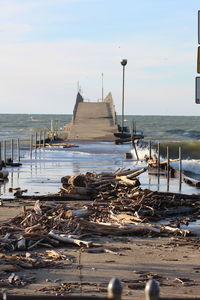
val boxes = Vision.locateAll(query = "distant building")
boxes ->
[64,92,118,141]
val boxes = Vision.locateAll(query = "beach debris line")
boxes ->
[2,168,200,251]
[0,197,190,252]
[0,250,75,288]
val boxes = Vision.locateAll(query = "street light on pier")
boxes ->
[121,59,127,134]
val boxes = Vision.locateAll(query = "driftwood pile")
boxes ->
[2,168,200,252]
[60,168,142,201]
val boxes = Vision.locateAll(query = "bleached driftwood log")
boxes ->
[126,168,147,179]
[48,231,93,247]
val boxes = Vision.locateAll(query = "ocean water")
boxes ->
[0,114,200,196]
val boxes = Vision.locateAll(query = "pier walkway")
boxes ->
[64,92,118,141]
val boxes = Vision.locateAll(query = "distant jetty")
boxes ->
[64,92,118,141]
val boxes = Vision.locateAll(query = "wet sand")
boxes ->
[1,234,200,299]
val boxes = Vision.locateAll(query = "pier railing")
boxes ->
[0,129,71,163]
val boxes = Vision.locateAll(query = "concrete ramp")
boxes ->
[64,92,118,141]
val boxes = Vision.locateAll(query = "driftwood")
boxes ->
[126,168,147,179]
[1,169,200,252]
[116,176,140,187]
[48,231,93,247]
[148,157,179,168]
[184,177,200,188]
[17,193,91,201]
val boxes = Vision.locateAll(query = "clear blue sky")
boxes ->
[0,0,199,115]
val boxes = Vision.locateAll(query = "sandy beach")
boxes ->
[0,141,200,299]
[1,227,200,299]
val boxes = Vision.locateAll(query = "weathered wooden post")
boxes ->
[50,120,54,141]
[157,142,160,186]
[39,131,42,149]
[35,132,37,152]
[17,138,20,162]
[145,279,159,300]
[11,139,14,161]
[132,138,139,161]
[167,146,170,192]
[55,120,58,139]
[149,140,152,159]
[10,169,13,189]
[3,140,6,163]
[107,278,122,300]
[43,131,45,148]
[179,146,182,192]
[133,120,136,134]
[30,135,33,159]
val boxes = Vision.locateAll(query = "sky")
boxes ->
[0,0,200,115]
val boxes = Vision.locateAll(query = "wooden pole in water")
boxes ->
[157,142,160,185]
[0,141,1,161]
[11,139,14,161]
[132,140,139,161]
[35,132,37,151]
[39,131,42,149]
[3,140,6,163]
[30,135,33,159]
[149,141,152,159]
[17,138,20,162]
[179,146,182,192]
[167,146,169,191]
[43,131,45,148]
[50,120,54,141]
[131,125,139,160]
[55,120,58,139]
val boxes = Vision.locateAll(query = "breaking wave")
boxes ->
[131,143,200,177]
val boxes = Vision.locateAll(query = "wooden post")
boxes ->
[39,131,42,149]
[43,131,45,148]
[167,146,169,192]
[11,139,14,161]
[157,142,160,185]
[11,170,13,189]
[145,279,159,300]
[55,120,58,138]
[179,146,182,192]
[30,135,33,159]
[3,140,6,163]
[107,278,122,300]
[17,138,20,162]
[35,132,37,151]
[50,120,54,141]
[0,141,1,161]
[149,140,152,159]
[132,139,139,161]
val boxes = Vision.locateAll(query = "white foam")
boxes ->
[130,147,156,160]
[170,159,200,175]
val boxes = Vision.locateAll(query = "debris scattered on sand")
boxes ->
[1,168,200,253]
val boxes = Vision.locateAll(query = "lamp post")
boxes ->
[121,59,127,134]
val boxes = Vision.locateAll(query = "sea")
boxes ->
[0,114,200,197]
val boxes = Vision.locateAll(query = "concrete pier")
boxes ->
[64,92,118,141]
